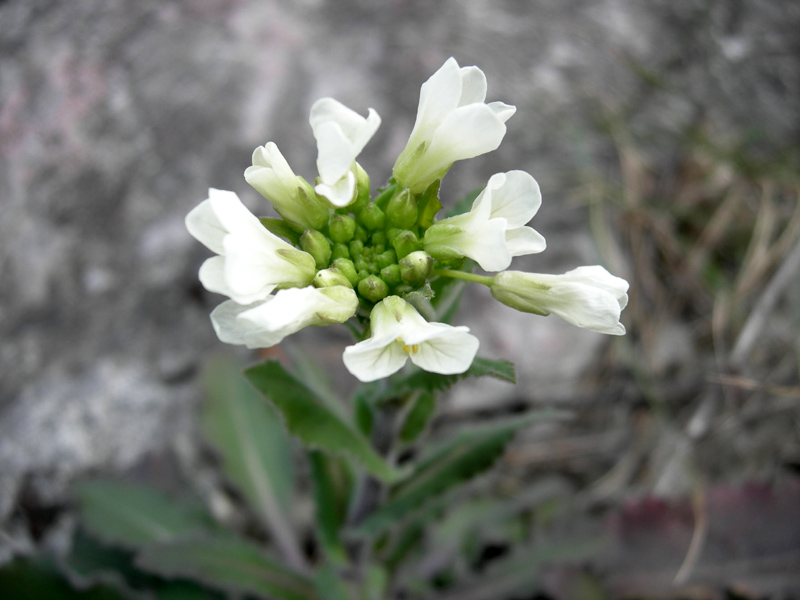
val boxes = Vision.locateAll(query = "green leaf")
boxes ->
[0,557,130,600]
[136,537,318,600]
[309,451,354,566]
[357,357,517,407]
[313,565,353,600]
[353,412,565,537]
[244,360,404,483]
[398,392,436,444]
[201,356,301,564]
[260,218,301,246]
[437,537,604,600]
[74,480,213,549]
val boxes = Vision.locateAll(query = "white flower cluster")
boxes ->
[186,58,629,382]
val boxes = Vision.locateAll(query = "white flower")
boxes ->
[211,286,358,349]
[185,188,316,305]
[422,171,545,271]
[490,267,629,335]
[392,57,516,194]
[310,98,381,207]
[343,296,479,382]
[244,142,328,232]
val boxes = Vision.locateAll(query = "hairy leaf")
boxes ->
[136,537,317,600]
[244,360,403,483]
[201,356,299,561]
[354,412,564,537]
[74,480,213,549]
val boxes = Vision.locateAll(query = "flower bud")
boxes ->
[300,229,332,269]
[380,264,402,287]
[392,229,421,259]
[386,188,418,229]
[358,203,385,231]
[354,224,369,242]
[371,230,388,247]
[329,214,357,243]
[314,267,353,289]
[358,274,389,303]
[377,249,397,270]
[331,258,359,286]
[399,250,434,284]
[331,242,350,261]
[349,239,364,259]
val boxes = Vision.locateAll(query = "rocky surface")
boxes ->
[1,0,798,534]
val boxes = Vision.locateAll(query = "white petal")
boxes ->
[410,327,479,375]
[424,103,508,170]
[505,226,546,256]
[342,335,409,382]
[210,299,285,348]
[185,197,226,254]
[198,255,239,298]
[315,171,356,207]
[457,65,487,105]
[484,171,542,228]
[206,188,264,240]
[488,101,516,123]
[412,57,463,145]
[314,120,356,183]
[545,282,626,335]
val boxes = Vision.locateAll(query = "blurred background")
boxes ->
[1,0,799,596]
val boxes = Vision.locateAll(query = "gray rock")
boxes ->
[1,0,797,534]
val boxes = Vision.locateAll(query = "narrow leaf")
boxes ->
[354,412,565,537]
[74,480,213,549]
[398,392,436,444]
[201,356,303,567]
[309,451,353,566]
[136,536,318,600]
[244,360,403,483]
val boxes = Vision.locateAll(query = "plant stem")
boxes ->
[432,269,495,287]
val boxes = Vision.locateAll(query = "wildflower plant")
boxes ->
[73,58,628,600]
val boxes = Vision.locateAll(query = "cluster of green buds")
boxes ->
[186,57,629,382]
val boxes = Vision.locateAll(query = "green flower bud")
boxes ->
[300,229,332,269]
[358,275,389,303]
[371,230,387,247]
[392,229,421,259]
[380,264,402,287]
[386,188,419,229]
[354,257,369,273]
[314,267,353,289]
[329,214,356,243]
[331,242,350,261]
[354,224,369,242]
[357,269,370,282]
[358,203,385,231]
[386,227,403,243]
[349,239,364,259]
[331,258,359,287]
[399,250,434,284]
[377,249,397,270]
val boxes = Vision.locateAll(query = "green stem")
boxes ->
[432,269,495,287]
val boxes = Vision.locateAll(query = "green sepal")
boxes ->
[260,218,302,246]
[417,180,442,230]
